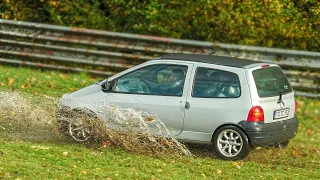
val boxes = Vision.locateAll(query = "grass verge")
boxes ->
[0,66,319,179]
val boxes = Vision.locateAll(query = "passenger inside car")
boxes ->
[215,72,240,97]
[193,70,240,98]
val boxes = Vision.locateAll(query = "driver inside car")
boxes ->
[166,69,185,95]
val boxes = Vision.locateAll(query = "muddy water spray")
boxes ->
[1,91,192,156]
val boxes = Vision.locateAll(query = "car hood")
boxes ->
[63,83,102,99]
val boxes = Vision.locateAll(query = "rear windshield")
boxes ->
[252,66,292,97]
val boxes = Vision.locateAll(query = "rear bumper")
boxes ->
[237,116,299,146]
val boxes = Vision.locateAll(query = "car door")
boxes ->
[177,64,251,143]
[105,61,194,136]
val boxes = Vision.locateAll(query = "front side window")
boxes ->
[253,66,292,97]
[192,67,241,98]
[115,64,188,96]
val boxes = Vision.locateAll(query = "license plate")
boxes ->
[274,108,290,119]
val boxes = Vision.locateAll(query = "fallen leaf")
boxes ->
[145,117,153,122]
[293,147,301,158]
[232,162,241,169]
[162,140,167,145]
[8,78,14,86]
[306,129,313,135]
[102,142,109,148]
[312,149,320,154]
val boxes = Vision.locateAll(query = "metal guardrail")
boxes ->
[0,19,319,98]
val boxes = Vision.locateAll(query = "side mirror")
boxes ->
[101,81,111,93]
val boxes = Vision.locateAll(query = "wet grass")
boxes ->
[0,66,320,179]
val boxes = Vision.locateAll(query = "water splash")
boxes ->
[1,91,192,156]
[0,91,59,141]
[99,105,192,156]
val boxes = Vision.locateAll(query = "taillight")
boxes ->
[247,106,264,122]
[294,100,298,115]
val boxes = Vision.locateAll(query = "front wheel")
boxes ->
[212,125,250,160]
[68,116,93,142]
[57,108,96,142]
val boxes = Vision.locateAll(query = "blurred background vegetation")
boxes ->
[0,0,319,51]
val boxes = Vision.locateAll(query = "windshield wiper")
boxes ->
[275,79,284,104]
[277,91,283,104]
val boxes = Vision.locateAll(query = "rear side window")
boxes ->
[192,67,241,98]
[252,66,292,97]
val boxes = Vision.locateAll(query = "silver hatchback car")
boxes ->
[57,54,299,160]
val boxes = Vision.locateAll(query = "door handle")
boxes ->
[185,102,190,110]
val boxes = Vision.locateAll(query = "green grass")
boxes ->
[0,66,320,179]
[0,66,97,97]
[1,140,319,179]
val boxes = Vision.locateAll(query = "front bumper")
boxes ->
[237,116,299,146]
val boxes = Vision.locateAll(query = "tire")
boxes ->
[56,107,72,136]
[212,125,250,160]
[56,108,96,142]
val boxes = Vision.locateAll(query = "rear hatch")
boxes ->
[247,64,295,124]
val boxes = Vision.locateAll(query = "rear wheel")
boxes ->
[212,125,250,160]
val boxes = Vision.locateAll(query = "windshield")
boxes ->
[252,66,292,97]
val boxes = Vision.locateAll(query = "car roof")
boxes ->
[159,54,263,68]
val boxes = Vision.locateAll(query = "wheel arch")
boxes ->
[72,107,98,118]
